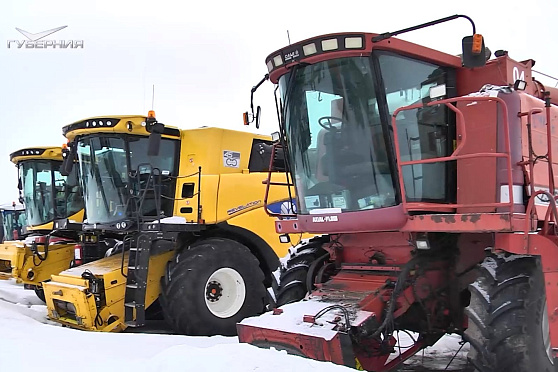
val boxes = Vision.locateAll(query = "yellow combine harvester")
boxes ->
[0,147,85,298]
[0,202,26,243]
[43,112,303,335]
[0,203,26,272]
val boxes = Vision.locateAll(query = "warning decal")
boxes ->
[223,150,241,168]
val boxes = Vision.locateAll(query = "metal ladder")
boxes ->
[124,233,152,327]
[124,167,162,326]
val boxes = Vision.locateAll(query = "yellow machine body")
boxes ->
[43,115,308,331]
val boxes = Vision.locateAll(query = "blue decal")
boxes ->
[267,199,297,215]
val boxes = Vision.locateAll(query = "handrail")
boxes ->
[263,143,297,218]
[391,95,515,215]
[519,108,544,198]
[523,191,558,251]
[197,166,202,223]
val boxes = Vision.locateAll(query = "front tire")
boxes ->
[160,237,266,336]
[465,254,554,372]
[275,236,329,307]
[34,285,45,303]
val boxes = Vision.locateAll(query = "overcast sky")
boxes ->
[1,0,557,202]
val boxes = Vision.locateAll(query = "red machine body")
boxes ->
[238,17,558,372]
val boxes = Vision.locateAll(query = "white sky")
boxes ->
[1,0,557,202]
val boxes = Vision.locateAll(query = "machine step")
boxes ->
[123,234,153,327]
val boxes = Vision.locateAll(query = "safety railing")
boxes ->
[262,143,296,218]
[524,190,558,235]
[391,95,515,215]
[130,165,203,227]
[517,108,544,199]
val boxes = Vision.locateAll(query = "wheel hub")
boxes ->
[204,267,246,318]
[206,281,223,302]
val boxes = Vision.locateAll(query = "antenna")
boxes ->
[151,84,155,110]
[287,30,291,45]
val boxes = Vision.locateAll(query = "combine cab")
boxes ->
[43,113,309,334]
[238,15,558,371]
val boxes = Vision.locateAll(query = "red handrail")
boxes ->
[263,143,297,218]
[391,96,515,214]
[523,191,558,251]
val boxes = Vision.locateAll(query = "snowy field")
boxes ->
[0,279,470,371]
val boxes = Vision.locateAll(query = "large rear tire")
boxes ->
[160,237,266,336]
[275,236,329,307]
[465,254,555,372]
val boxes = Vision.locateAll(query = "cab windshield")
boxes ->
[280,54,452,215]
[77,137,128,224]
[19,160,83,226]
[1,208,26,241]
[77,135,177,225]
[281,57,396,214]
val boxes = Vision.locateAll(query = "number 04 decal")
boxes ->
[513,66,525,82]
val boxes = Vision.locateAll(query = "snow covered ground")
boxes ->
[0,279,470,371]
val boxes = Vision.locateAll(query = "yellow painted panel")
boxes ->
[19,244,74,284]
[173,175,219,224]
[0,241,74,285]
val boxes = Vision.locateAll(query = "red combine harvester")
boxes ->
[237,15,558,371]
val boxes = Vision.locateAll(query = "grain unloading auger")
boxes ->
[237,15,558,371]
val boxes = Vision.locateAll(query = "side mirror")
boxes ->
[255,106,261,129]
[145,115,165,157]
[462,34,486,68]
[148,133,161,157]
[61,143,76,176]
[148,122,164,156]
[244,74,269,128]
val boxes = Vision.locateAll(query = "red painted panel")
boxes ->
[334,232,413,265]
[237,324,349,365]
[276,204,408,235]
[456,56,534,96]
[455,100,498,213]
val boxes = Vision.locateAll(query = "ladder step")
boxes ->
[125,320,144,328]
[124,236,151,325]
[124,302,145,308]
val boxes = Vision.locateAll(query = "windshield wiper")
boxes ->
[88,141,111,217]
[280,64,306,128]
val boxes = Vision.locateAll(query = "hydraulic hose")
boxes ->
[372,256,418,338]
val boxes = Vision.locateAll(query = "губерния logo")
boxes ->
[7,25,84,49]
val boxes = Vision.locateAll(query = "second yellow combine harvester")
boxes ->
[0,147,88,299]
[43,112,303,335]
[0,202,26,243]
